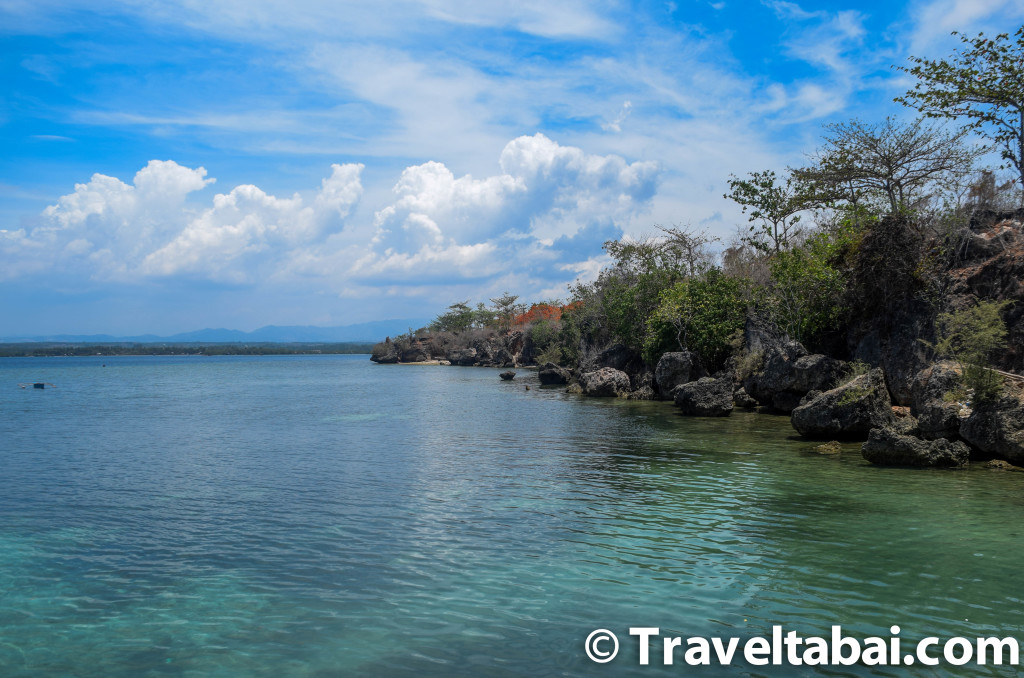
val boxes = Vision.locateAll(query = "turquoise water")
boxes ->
[1,354,1022,677]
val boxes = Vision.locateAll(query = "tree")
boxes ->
[490,292,520,333]
[430,301,475,333]
[724,170,818,253]
[645,269,749,370]
[895,27,1024,200]
[595,225,719,351]
[768,227,857,346]
[603,224,718,279]
[797,117,982,214]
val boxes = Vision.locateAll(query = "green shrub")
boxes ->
[644,269,749,371]
[767,225,857,347]
[928,300,1011,403]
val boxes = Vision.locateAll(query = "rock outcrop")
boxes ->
[448,347,479,366]
[654,351,703,398]
[733,387,758,409]
[499,371,516,381]
[745,341,847,413]
[791,368,894,439]
[959,394,1024,464]
[370,338,401,364]
[580,368,631,397]
[909,361,965,440]
[948,210,1024,373]
[538,363,571,385]
[673,377,734,416]
[400,340,430,363]
[862,426,970,467]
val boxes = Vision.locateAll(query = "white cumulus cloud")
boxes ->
[143,163,363,281]
[6,134,658,307]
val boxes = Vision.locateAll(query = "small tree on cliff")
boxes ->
[895,27,1024,201]
[430,301,475,333]
[724,170,818,253]
[490,292,521,333]
[797,117,981,215]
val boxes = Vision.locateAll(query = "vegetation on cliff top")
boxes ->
[374,28,1022,398]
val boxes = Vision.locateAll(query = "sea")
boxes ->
[1,354,1021,677]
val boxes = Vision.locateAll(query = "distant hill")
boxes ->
[0,319,431,344]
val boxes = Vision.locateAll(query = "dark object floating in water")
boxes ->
[19,382,57,389]
[499,370,516,381]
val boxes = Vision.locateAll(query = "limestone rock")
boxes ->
[744,341,846,413]
[791,368,894,439]
[733,387,758,409]
[579,368,631,397]
[538,363,571,385]
[862,427,970,467]
[910,361,965,440]
[959,395,1024,464]
[674,377,734,417]
[654,351,703,398]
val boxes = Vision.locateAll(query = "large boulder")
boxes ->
[862,426,970,467]
[580,368,631,397]
[654,351,703,398]
[881,310,934,406]
[959,394,1024,464]
[791,368,894,439]
[538,363,571,385]
[910,361,965,440]
[744,341,846,413]
[674,377,734,417]
[791,354,847,393]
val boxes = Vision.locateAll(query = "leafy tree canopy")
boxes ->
[896,27,1024,197]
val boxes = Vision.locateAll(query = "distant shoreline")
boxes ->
[0,342,375,357]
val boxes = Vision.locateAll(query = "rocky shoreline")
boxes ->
[371,211,1024,471]
[373,319,1024,471]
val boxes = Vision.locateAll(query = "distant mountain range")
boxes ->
[0,319,431,344]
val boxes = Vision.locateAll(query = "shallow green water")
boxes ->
[0,355,1021,676]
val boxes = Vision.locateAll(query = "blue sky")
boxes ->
[2,0,1023,335]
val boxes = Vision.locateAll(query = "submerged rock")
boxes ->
[627,385,657,400]
[814,441,842,455]
[580,368,631,397]
[791,368,894,439]
[673,377,734,417]
[986,459,1024,472]
[861,427,970,467]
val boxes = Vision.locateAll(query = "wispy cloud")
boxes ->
[4,0,1016,331]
